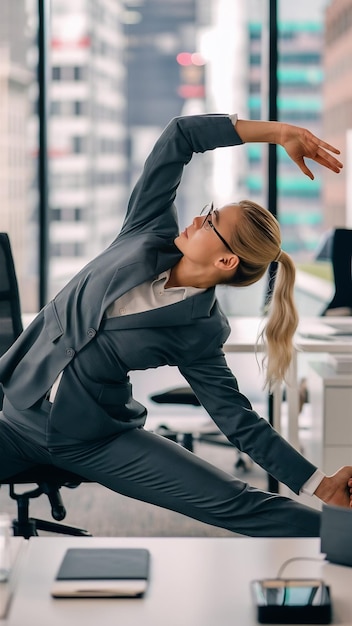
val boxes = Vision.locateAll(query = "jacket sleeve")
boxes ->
[119,114,243,239]
[178,350,317,495]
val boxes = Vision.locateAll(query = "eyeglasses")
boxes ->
[200,203,236,255]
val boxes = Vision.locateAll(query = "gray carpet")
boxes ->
[0,441,267,537]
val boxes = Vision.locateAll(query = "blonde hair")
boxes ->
[224,200,299,389]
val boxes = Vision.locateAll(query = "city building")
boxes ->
[48,0,127,298]
[323,0,352,229]
[123,0,202,227]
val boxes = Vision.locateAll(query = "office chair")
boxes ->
[0,233,23,360]
[1,466,91,538]
[150,386,201,452]
[320,228,352,316]
[150,387,252,472]
[0,232,91,537]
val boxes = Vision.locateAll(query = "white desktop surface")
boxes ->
[226,316,352,352]
[5,536,352,626]
[0,538,26,624]
[225,316,352,449]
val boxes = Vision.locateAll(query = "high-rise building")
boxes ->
[49,0,127,298]
[323,0,352,229]
[124,0,198,128]
[123,0,203,227]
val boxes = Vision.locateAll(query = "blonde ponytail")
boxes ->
[260,251,299,389]
[223,200,299,388]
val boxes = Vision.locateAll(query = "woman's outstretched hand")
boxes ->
[279,123,343,180]
[234,119,343,180]
[314,466,352,508]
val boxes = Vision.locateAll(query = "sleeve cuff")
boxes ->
[229,113,238,128]
[300,469,325,496]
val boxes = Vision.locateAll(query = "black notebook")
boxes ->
[51,548,150,598]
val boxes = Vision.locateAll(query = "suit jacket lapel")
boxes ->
[101,241,182,314]
[101,287,216,330]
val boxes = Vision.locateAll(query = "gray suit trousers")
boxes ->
[0,397,321,537]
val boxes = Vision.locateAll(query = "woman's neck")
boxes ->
[166,261,216,290]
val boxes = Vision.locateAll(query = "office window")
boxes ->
[51,241,85,257]
[0,0,40,313]
[51,172,88,189]
[72,136,87,154]
[73,66,87,81]
[52,66,61,80]
[74,100,87,116]
[51,207,84,221]
[50,101,61,115]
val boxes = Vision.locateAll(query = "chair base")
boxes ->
[12,517,91,539]
[8,480,92,538]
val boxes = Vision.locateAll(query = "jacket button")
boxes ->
[87,328,96,338]
[66,348,75,358]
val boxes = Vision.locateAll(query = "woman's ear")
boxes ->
[215,254,240,273]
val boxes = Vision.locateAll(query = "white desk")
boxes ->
[5,536,352,626]
[0,538,26,623]
[306,362,352,473]
[225,316,352,451]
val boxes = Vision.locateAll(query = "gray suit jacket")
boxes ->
[0,114,316,493]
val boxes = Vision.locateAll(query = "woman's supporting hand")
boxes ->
[314,466,352,508]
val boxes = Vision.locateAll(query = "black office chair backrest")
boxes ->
[0,233,90,537]
[0,233,23,357]
[0,233,24,408]
[322,228,352,315]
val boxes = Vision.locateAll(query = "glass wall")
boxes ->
[2,0,348,314]
[47,0,201,299]
[245,0,330,259]
[0,0,39,313]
